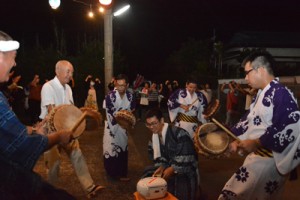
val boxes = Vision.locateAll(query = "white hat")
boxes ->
[0,40,20,52]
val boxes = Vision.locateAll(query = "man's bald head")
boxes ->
[55,60,74,86]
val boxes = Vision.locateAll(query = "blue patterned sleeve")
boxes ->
[127,91,136,111]
[197,91,208,109]
[0,93,48,170]
[105,91,117,125]
[167,89,181,110]
[260,86,299,153]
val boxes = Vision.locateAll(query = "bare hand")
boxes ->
[180,104,190,112]
[95,78,101,83]
[228,140,240,153]
[237,139,258,153]
[161,167,175,181]
[34,120,47,135]
[152,166,164,177]
[58,130,73,144]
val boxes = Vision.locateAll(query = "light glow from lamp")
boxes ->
[99,7,105,13]
[99,0,112,6]
[49,0,61,9]
[113,5,130,16]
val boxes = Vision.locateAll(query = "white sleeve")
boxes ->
[41,83,55,107]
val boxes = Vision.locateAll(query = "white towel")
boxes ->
[152,134,161,160]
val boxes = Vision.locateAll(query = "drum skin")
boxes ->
[48,104,86,138]
[115,110,136,129]
[80,106,103,130]
[203,99,220,118]
[193,122,229,157]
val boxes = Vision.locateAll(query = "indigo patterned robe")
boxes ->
[219,79,300,200]
[0,92,48,170]
[145,124,198,200]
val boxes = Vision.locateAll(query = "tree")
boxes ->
[163,38,217,84]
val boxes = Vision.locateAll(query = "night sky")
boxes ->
[1,0,300,79]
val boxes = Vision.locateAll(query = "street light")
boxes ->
[49,0,61,9]
[113,5,130,17]
[100,0,130,94]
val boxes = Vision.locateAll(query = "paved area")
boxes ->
[33,120,300,200]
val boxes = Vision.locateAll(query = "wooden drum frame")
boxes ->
[46,104,86,138]
[193,122,229,158]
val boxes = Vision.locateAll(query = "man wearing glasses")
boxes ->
[103,74,136,181]
[219,51,300,199]
[143,108,199,200]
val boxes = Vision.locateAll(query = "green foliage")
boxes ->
[73,39,104,82]
[163,38,218,84]
[16,46,60,85]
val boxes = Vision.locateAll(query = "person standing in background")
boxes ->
[7,73,26,120]
[84,75,101,111]
[235,83,258,112]
[138,81,149,121]
[148,82,159,109]
[28,74,42,125]
[220,81,239,127]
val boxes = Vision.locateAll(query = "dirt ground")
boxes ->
[33,121,300,200]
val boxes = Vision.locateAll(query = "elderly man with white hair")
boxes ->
[40,59,104,198]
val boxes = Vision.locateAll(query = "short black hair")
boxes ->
[242,50,275,75]
[186,76,198,85]
[115,74,129,83]
[145,108,163,121]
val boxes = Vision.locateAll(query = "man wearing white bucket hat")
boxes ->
[0,31,74,199]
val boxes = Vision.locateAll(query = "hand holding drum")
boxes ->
[46,105,86,138]
[115,110,136,130]
[53,111,86,144]
[56,129,73,144]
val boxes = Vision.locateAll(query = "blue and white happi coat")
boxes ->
[219,79,300,200]
[103,90,135,159]
[168,88,207,138]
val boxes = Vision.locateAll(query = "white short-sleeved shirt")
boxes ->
[39,76,73,119]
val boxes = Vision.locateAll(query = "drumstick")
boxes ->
[71,111,87,133]
[211,118,239,141]
[211,117,272,157]
[188,98,199,109]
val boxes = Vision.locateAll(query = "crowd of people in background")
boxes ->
[1,66,217,129]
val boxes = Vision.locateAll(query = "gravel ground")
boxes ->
[33,119,300,200]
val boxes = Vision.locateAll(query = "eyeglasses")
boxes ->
[145,121,159,128]
[244,68,254,76]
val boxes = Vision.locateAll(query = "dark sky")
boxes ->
[1,0,300,77]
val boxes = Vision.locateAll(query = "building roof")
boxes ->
[227,32,300,48]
